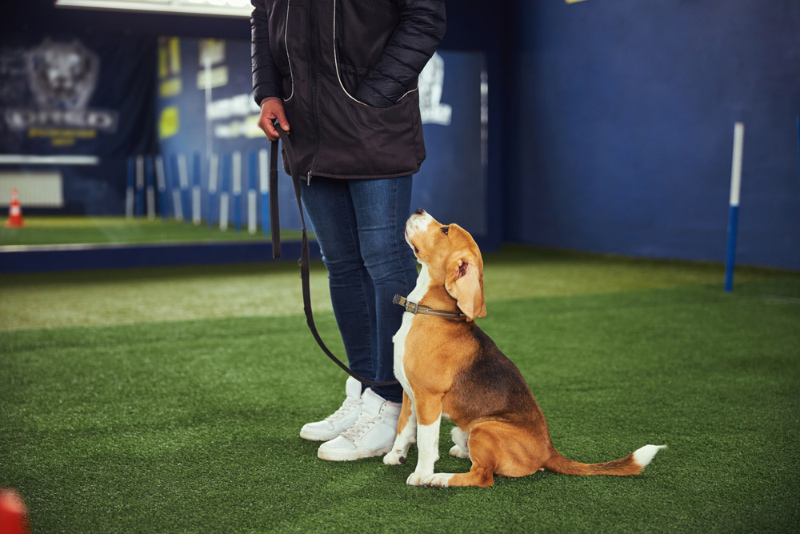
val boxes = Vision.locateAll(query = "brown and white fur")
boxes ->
[384,209,666,487]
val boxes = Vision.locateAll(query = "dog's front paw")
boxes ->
[406,471,431,486]
[383,449,407,466]
[449,445,469,459]
[424,473,454,488]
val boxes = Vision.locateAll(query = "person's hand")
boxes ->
[258,97,290,141]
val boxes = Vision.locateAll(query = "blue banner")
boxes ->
[0,33,156,213]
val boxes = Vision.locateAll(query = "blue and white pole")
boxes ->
[192,151,202,225]
[206,154,219,226]
[247,151,258,235]
[177,153,190,223]
[170,154,184,222]
[232,151,243,232]
[155,155,168,220]
[724,122,745,293]
[259,148,270,237]
[219,153,230,232]
[207,153,219,226]
[145,156,156,220]
[135,155,145,217]
[125,157,135,219]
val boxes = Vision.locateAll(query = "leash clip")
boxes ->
[393,294,420,314]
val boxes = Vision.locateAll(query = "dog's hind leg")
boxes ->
[384,390,417,465]
[426,424,499,487]
[449,426,470,459]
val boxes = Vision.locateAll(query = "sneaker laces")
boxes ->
[324,397,360,423]
[340,412,381,443]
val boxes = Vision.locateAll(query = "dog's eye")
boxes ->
[441,226,449,235]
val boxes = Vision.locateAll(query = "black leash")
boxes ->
[269,126,399,388]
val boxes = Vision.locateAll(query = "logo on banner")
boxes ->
[27,38,98,109]
[3,38,118,144]
[419,52,452,126]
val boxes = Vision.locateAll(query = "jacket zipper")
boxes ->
[307,0,320,185]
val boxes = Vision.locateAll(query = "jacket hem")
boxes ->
[302,166,421,181]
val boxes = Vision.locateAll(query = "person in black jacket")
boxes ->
[251,0,446,461]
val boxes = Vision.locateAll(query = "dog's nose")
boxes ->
[414,208,425,215]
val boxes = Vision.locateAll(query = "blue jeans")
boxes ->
[300,175,418,403]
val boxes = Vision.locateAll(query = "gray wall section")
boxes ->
[506,0,800,270]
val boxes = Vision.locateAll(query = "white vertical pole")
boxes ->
[219,192,229,231]
[209,154,219,194]
[192,186,201,225]
[155,155,167,220]
[729,123,744,207]
[208,153,218,226]
[146,188,156,220]
[232,151,242,232]
[232,151,242,195]
[135,155,144,218]
[259,148,269,236]
[125,157,134,219]
[178,154,189,192]
[219,154,229,232]
[172,189,184,222]
[145,156,156,220]
[248,190,257,234]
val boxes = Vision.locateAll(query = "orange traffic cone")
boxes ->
[5,188,25,228]
[0,488,30,534]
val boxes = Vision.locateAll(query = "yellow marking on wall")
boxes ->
[566,0,588,3]
[159,78,183,98]
[169,37,181,74]
[159,107,180,139]
[51,138,76,147]
[27,129,96,146]
[28,129,97,139]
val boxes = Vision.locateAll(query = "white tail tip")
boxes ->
[633,444,667,468]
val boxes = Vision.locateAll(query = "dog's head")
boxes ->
[405,209,486,321]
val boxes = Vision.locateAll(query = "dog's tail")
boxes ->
[543,444,666,476]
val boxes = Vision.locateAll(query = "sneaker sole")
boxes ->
[317,444,394,462]
[299,429,339,442]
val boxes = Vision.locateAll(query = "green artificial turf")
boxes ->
[0,216,307,246]
[1,254,799,532]
[0,246,787,332]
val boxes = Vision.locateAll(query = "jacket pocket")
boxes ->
[316,80,422,177]
[334,62,370,106]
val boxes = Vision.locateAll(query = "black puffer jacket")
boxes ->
[251,0,446,180]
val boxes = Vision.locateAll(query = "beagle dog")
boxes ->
[384,209,665,487]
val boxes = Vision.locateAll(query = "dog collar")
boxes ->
[393,294,467,320]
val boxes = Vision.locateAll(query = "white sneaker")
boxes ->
[317,388,401,461]
[300,377,363,442]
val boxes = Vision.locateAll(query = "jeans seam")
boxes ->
[341,183,375,379]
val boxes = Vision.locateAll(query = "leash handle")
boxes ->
[270,125,400,388]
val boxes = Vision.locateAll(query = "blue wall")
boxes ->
[5,0,799,270]
[507,0,800,270]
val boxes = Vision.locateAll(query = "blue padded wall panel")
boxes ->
[507,0,800,270]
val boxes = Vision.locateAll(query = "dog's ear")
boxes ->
[445,254,486,321]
